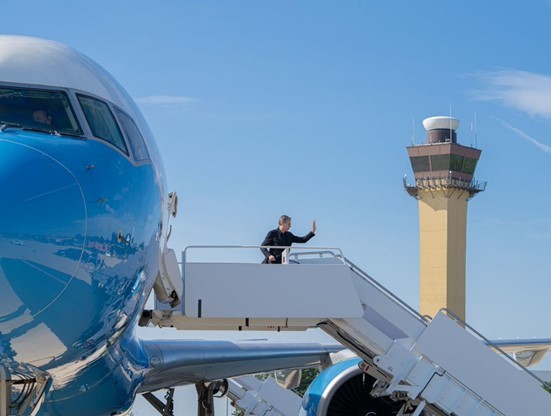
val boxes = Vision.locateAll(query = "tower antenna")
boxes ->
[474,112,478,148]
[411,117,416,145]
[449,105,453,143]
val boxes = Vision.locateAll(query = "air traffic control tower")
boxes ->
[404,116,486,322]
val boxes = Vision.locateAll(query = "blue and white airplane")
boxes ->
[3,35,551,416]
[0,36,349,416]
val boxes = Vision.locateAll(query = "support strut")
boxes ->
[196,380,228,416]
[142,388,175,416]
[0,360,51,416]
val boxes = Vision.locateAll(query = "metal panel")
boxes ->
[415,313,551,415]
[184,263,363,319]
[228,376,302,416]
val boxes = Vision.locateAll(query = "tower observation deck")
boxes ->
[404,116,486,198]
[404,116,486,321]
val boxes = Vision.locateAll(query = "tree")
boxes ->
[292,367,320,397]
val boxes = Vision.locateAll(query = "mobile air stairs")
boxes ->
[152,246,551,415]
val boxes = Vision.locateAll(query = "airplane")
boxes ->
[2,35,550,416]
[491,338,551,368]
[0,35,353,416]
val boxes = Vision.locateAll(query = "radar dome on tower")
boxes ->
[422,116,460,144]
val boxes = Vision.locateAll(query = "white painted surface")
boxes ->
[228,376,302,416]
[422,116,460,131]
[184,263,363,319]
[0,36,134,114]
[415,313,551,415]
[166,259,551,415]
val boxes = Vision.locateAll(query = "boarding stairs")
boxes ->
[226,375,302,416]
[152,246,551,416]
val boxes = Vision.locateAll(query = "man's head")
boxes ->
[278,215,291,232]
[33,110,52,126]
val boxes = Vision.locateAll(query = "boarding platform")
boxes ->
[151,246,551,415]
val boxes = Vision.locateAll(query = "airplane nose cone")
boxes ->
[0,139,86,328]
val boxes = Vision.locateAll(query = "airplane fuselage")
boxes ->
[1,132,161,366]
[0,36,342,416]
[0,37,167,414]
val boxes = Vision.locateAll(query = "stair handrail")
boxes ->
[285,250,428,325]
[344,256,430,324]
[182,245,346,278]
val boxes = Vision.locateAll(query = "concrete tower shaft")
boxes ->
[418,189,468,320]
[404,116,486,321]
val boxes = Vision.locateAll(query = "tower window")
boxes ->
[430,154,451,171]
[410,156,430,172]
[462,158,477,174]
[450,154,464,172]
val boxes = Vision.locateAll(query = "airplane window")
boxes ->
[114,108,150,162]
[0,87,83,136]
[77,95,128,154]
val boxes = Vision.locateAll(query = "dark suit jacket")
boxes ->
[260,228,315,263]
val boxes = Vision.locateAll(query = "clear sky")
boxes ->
[4,0,551,413]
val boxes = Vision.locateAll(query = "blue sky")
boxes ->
[4,0,551,413]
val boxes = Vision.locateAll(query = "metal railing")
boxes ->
[180,246,425,325]
[403,174,487,195]
[181,245,346,278]
[286,250,428,325]
[288,249,345,263]
[345,256,429,324]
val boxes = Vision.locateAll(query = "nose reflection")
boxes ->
[0,139,86,329]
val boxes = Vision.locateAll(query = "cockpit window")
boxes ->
[114,108,150,162]
[0,87,83,136]
[77,94,128,154]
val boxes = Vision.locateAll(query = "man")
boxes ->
[32,109,53,126]
[260,215,316,264]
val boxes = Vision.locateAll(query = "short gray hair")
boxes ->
[278,215,291,225]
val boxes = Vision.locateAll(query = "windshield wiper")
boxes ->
[0,121,23,131]
[0,120,82,138]
[22,127,84,138]
[21,126,58,135]
[56,131,83,138]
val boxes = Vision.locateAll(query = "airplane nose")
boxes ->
[0,139,86,325]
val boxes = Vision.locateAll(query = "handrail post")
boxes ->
[181,249,186,281]
[281,248,290,264]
